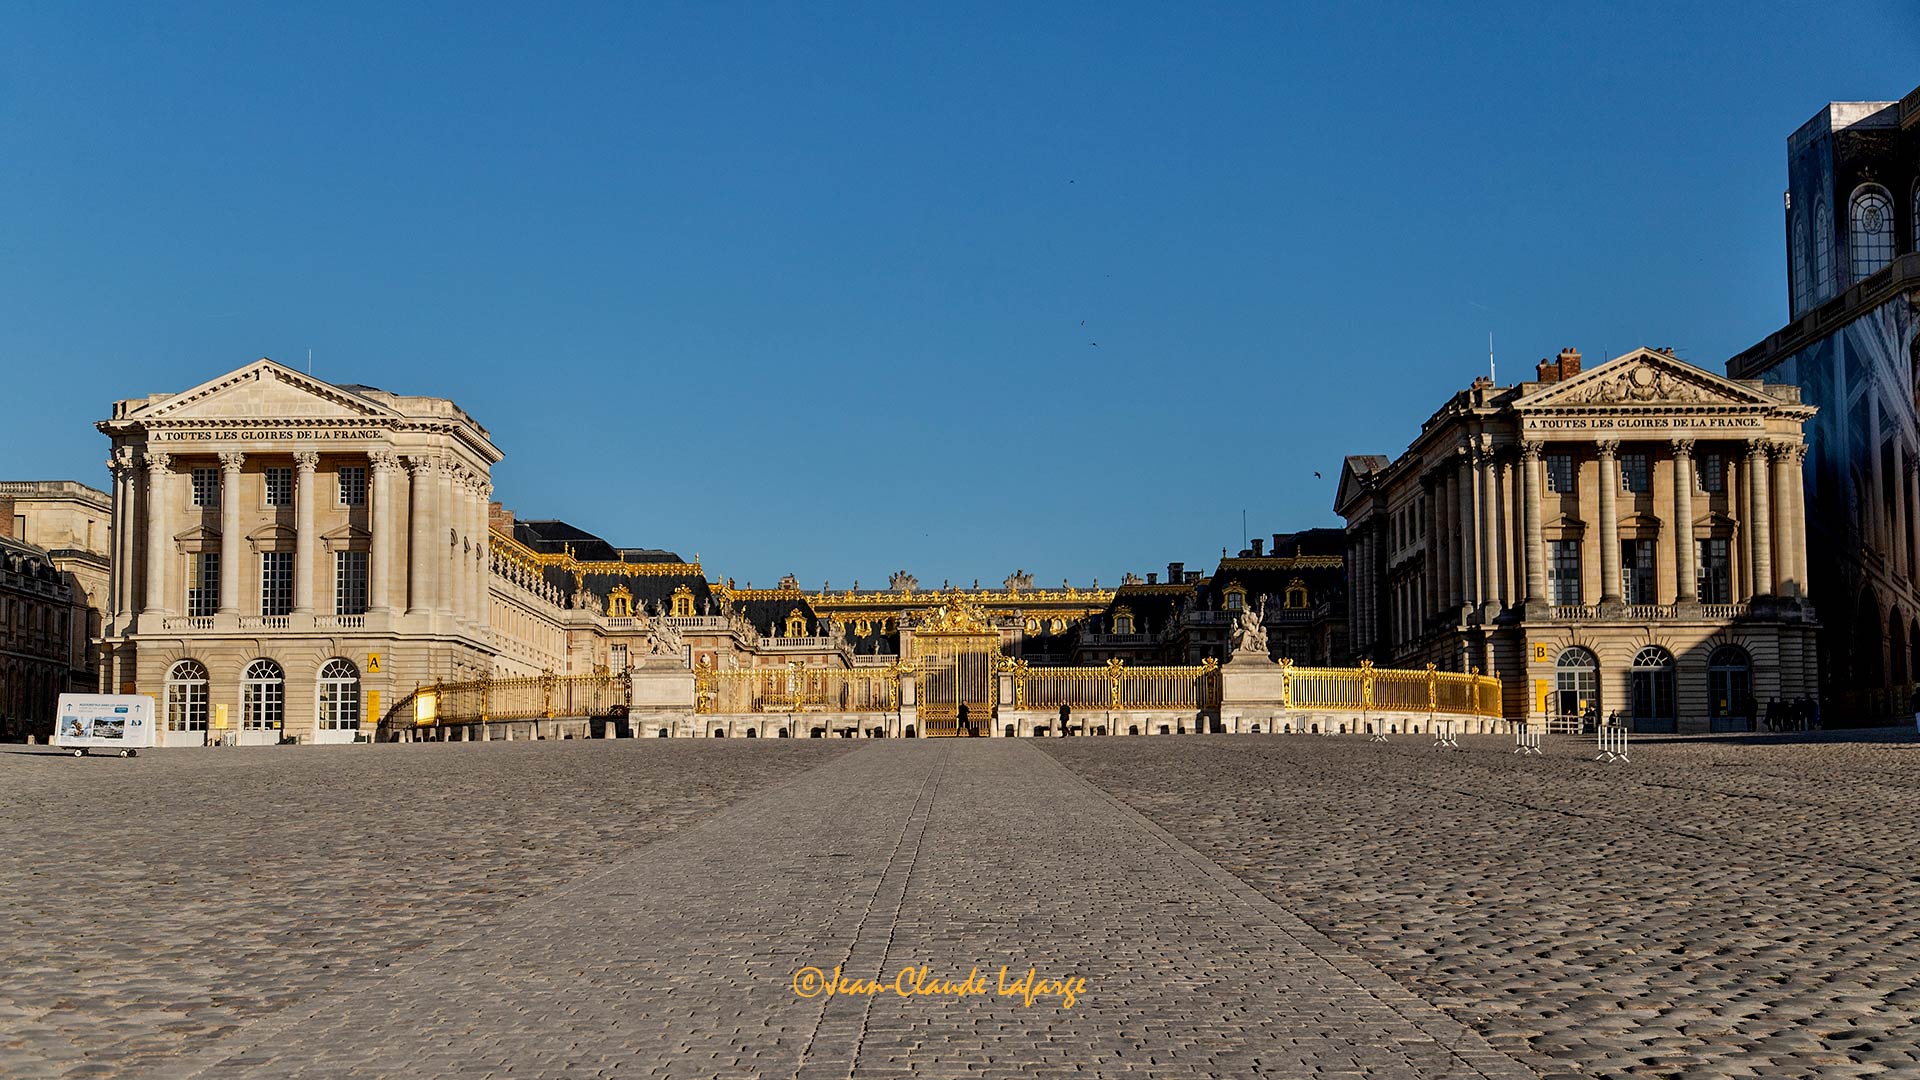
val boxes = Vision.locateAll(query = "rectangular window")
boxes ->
[338,466,367,507]
[263,466,293,507]
[1696,453,1725,493]
[1697,538,1732,604]
[1550,540,1582,606]
[1621,454,1650,494]
[191,468,220,507]
[610,644,628,674]
[188,552,220,617]
[1622,539,1656,604]
[1546,454,1574,494]
[334,551,368,615]
[261,551,294,616]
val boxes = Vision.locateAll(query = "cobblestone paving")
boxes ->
[0,741,852,1079]
[9,739,1539,1079]
[1044,729,1920,1080]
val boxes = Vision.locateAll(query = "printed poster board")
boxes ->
[52,694,157,750]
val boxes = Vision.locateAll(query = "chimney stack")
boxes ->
[488,501,515,534]
[1147,572,1158,585]
[1168,561,1184,582]
[1250,538,1265,556]
[0,495,13,539]
[1535,357,1559,383]
[1558,347,1582,377]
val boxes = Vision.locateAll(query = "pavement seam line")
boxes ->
[143,746,872,1080]
[1024,741,1540,1080]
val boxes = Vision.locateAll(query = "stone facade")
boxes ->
[1337,348,1819,734]
[0,529,92,741]
[98,359,503,745]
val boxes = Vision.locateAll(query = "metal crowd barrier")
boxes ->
[1595,725,1630,763]
[1513,726,1543,756]
[1431,718,1459,750]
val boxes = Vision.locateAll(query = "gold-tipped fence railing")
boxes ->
[382,670,632,731]
[1280,660,1501,717]
[696,663,903,715]
[1009,658,1223,711]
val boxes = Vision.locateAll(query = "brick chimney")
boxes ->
[1558,347,1582,377]
[1147,572,1158,585]
[488,501,515,534]
[0,495,13,539]
[1250,538,1265,556]
[1535,357,1558,383]
[1168,561,1184,582]
[1272,533,1286,555]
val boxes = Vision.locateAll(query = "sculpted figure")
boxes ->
[1229,598,1269,655]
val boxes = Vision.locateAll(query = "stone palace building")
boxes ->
[1337,347,1819,733]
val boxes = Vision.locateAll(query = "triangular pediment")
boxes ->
[1518,349,1776,409]
[135,359,398,422]
[172,524,220,543]
[321,523,372,552]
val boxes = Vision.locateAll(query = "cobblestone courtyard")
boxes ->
[2,731,1915,1078]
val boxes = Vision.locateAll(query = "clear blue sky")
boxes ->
[3,3,1914,588]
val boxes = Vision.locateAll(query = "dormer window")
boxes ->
[607,585,632,618]
[1285,580,1308,609]
[670,585,695,618]
[784,608,807,638]
[1223,584,1247,612]
[1112,605,1135,635]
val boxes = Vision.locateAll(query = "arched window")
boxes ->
[1285,579,1309,608]
[1222,583,1247,612]
[1791,210,1810,315]
[606,586,632,618]
[1813,199,1833,297]
[1554,647,1599,726]
[670,585,694,618]
[166,660,209,733]
[1850,185,1896,281]
[1706,645,1752,723]
[1111,606,1135,635]
[1629,646,1676,731]
[241,659,285,732]
[317,658,361,730]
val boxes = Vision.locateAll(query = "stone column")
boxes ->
[107,451,129,623]
[474,479,492,633]
[1477,446,1499,608]
[1895,444,1910,581]
[1672,440,1697,603]
[1596,441,1621,604]
[143,452,171,615]
[1521,442,1546,604]
[405,454,434,617]
[436,460,457,618]
[293,451,319,615]
[217,451,244,616]
[1747,440,1774,597]
[1771,443,1800,598]
[1869,394,1885,555]
[1453,449,1476,608]
[1736,453,1754,599]
[369,452,396,615]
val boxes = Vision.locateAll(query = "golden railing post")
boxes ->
[480,673,492,725]
[1105,658,1124,710]
[541,667,556,719]
[1358,659,1375,710]
[1278,658,1293,709]
[1424,662,1437,713]
[432,679,444,731]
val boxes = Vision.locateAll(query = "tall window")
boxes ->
[1621,453,1650,494]
[1812,199,1833,296]
[335,551,368,615]
[165,659,209,732]
[316,658,360,730]
[610,644,628,674]
[241,659,285,732]
[1545,454,1574,494]
[1549,540,1581,605]
[1850,185,1895,281]
[261,552,293,616]
[1629,646,1676,728]
[1707,645,1753,720]
[191,467,220,507]
[1554,647,1599,724]
[1622,539,1656,604]
[188,552,220,617]
[1697,538,1732,603]
[1696,453,1725,493]
[338,466,367,507]
[1791,211,1810,315]
[263,466,293,507]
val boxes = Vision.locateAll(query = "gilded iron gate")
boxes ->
[911,598,1000,736]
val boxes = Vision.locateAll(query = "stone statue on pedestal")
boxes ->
[1229,598,1269,658]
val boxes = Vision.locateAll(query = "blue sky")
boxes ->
[3,3,1914,588]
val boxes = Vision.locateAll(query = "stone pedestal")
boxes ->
[1220,651,1287,709]
[631,659,695,711]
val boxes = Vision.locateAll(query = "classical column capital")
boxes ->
[1746,438,1771,458]
[369,450,400,473]
[292,450,321,471]
[110,445,137,473]
[217,450,246,471]
[1519,440,1544,461]
[143,451,172,472]
[402,453,435,474]
[1595,439,1620,459]
[1766,441,1801,462]
[1670,438,1695,459]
